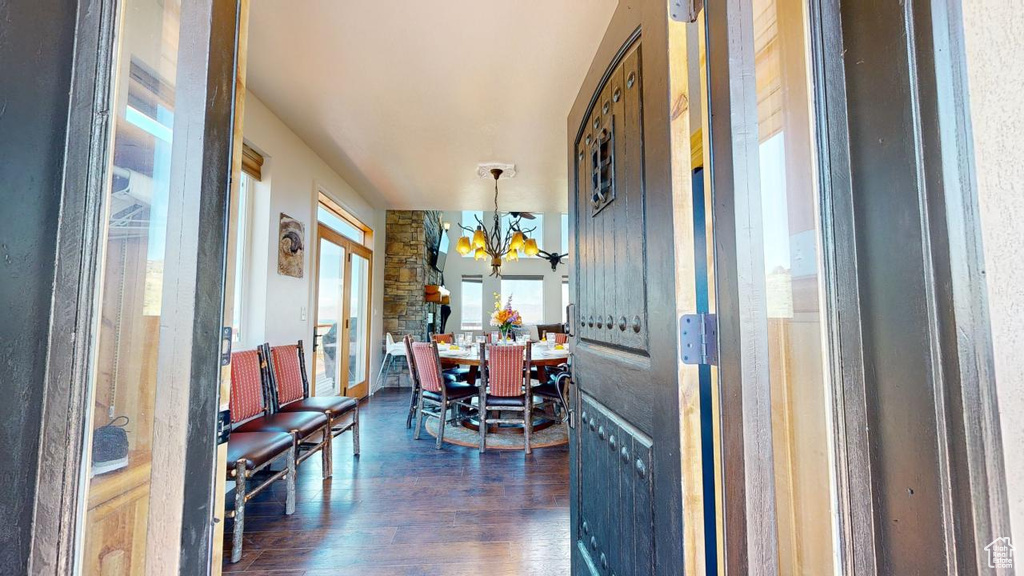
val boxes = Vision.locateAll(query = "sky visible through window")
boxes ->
[501,278,544,325]
[461,278,483,330]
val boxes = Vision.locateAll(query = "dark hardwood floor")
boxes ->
[223,387,570,575]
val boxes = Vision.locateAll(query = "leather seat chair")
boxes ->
[478,342,534,454]
[229,350,331,478]
[406,336,478,449]
[225,431,295,563]
[264,342,360,476]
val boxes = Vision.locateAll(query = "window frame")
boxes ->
[499,275,545,325]
[460,275,484,330]
[231,173,255,344]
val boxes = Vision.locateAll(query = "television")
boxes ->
[432,231,450,272]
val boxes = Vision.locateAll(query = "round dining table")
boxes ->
[437,344,570,433]
[437,344,570,385]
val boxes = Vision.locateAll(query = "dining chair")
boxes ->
[432,333,454,344]
[551,333,569,345]
[229,349,331,478]
[406,336,478,449]
[534,363,570,422]
[265,342,361,471]
[478,342,533,454]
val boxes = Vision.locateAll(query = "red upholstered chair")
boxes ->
[224,350,299,564]
[267,342,361,474]
[432,333,454,344]
[230,349,331,478]
[552,333,569,345]
[478,342,533,453]
[406,336,478,449]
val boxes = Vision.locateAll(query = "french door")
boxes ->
[36,0,240,573]
[569,0,842,574]
[313,226,373,399]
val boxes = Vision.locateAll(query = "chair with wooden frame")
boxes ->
[264,341,360,476]
[432,333,472,383]
[478,342,534,454]
[533,363,571,423]
[230,349,333,478]
[550,333,569,345]
[405,336,478,449]
[225,431,295,563]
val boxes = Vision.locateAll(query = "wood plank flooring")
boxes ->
[223,388,570,575]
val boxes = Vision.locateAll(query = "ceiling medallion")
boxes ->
[455,168,540,276]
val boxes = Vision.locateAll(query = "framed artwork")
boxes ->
[278,213,305,278]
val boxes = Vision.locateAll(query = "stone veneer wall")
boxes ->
[382,210,442,386]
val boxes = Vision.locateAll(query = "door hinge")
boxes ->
[670,0,703,22]
[679,313,718,365]
[220,326,233,366]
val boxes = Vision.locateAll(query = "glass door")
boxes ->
[346,252,371,398]
[698,0,840,572]
[314,226,372,398]
[314,234,347,396]
[73,0,233,572]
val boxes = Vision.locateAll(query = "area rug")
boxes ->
[424,417,569,450]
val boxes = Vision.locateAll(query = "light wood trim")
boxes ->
[241,142,263,181]
[211,1,251,572]
[313,225,373,399]
[318,192,371,246]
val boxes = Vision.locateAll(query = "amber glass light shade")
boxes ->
[455,236,472,255]
[509,231,525,251]
[474,247,487,261]
[523,238,540,256]
[472,228,486,248]
[505,249,519,261]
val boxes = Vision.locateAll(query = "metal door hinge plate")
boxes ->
[220,326,233,366]
[679,313,718,365]
[216,409,231,445]
[670,0,703,22]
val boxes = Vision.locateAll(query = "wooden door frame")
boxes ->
[27,0,241,573]
[313,225,373,398]
[705,0,1012,573]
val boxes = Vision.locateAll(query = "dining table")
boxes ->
[437,343,570,433]
[437,343,570,385]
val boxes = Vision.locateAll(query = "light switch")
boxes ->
[300,306,307,321]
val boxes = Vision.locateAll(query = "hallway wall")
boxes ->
[962,0,1024,542]
[241,91,387,388]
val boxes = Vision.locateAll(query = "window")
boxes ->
[318,193,367,244]
[561,213,569,254]
[460,276,483,330]
[318,205,363,243]
[500,276,544,325]
[561,276,569,324]
[230,174,254,343]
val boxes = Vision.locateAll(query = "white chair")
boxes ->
[374,333,410,399]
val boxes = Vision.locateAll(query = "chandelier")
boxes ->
[455,168,540,276]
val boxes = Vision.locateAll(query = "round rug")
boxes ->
[424,418,568,450]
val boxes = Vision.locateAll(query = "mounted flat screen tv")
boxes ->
[432,232,450,272]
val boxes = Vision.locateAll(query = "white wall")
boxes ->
[962,0,1024,543]
[240,91,387,389]
[440,210,570,334]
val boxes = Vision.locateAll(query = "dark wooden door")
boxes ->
[566,4,685,574]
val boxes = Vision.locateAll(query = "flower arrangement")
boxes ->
[489,293,522,341]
